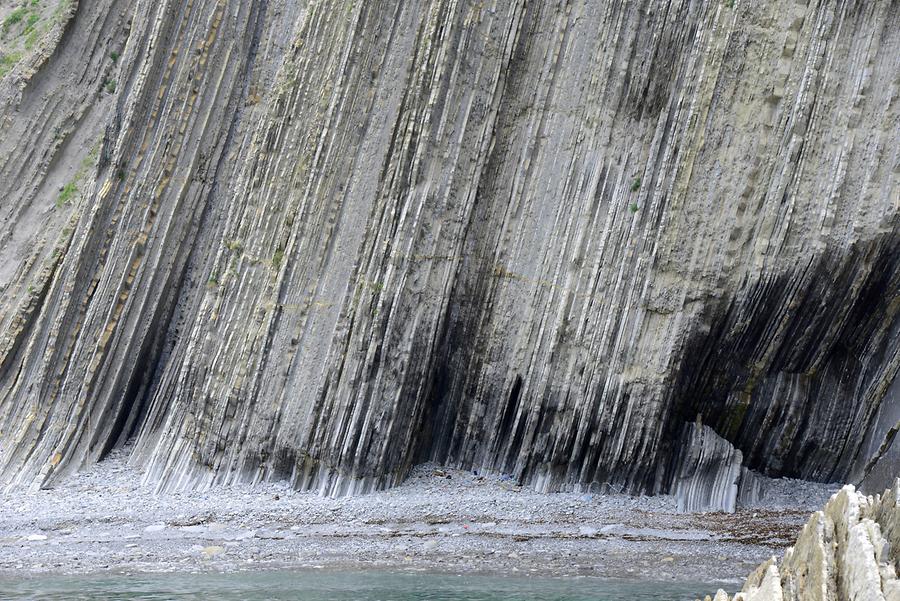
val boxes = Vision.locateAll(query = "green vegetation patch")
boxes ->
[56,182,77,207]
[272,248,284,269]
[0,51,22,77]
[0,1,58,62]
[2,7,27,32]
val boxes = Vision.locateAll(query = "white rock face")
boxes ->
[700,480,900,601]
[672,422,743,512]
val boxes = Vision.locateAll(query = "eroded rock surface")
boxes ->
[0,0,897,501]
[700,480,900,601]
[673,420,743,512]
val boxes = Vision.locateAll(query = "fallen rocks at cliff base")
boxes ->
[699,480,900,601]
[0,447,839,583]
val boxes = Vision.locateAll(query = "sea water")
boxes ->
[0,570,728,600]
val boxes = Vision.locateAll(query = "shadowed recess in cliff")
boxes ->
[668,233,900,487]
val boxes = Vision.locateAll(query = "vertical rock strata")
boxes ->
[0,1,897,500]
[700,481,900,601]
[672,421,743,512]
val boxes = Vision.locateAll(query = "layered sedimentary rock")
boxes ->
[672,420,743,512]
[700,480,900,600]
[0,0,897,501]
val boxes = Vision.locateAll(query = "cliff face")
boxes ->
[0,0,897,502]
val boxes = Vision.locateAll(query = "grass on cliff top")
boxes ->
[2,8,27,32]
[0,0,73,77]
[0,51,21,77]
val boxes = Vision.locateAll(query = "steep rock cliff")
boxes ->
[0,0,897,501]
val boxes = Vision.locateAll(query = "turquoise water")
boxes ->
[0,571,724,600]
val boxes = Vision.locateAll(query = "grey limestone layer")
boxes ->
[0,0,897,511]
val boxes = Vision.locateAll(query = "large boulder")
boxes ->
[700,480,900,601]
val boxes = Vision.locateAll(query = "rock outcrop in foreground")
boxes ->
[701,481,900,601]
[0,0,898,505]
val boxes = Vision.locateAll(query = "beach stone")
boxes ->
[201,545,225,557]
[254,529,285,540]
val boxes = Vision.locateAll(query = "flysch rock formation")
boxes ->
[699,480,900,601]
[0,0,897,509]
[672,420,743,512]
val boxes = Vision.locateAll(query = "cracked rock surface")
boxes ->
[700,479,900,601]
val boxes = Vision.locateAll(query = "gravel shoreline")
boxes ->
[0,448,839,584]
